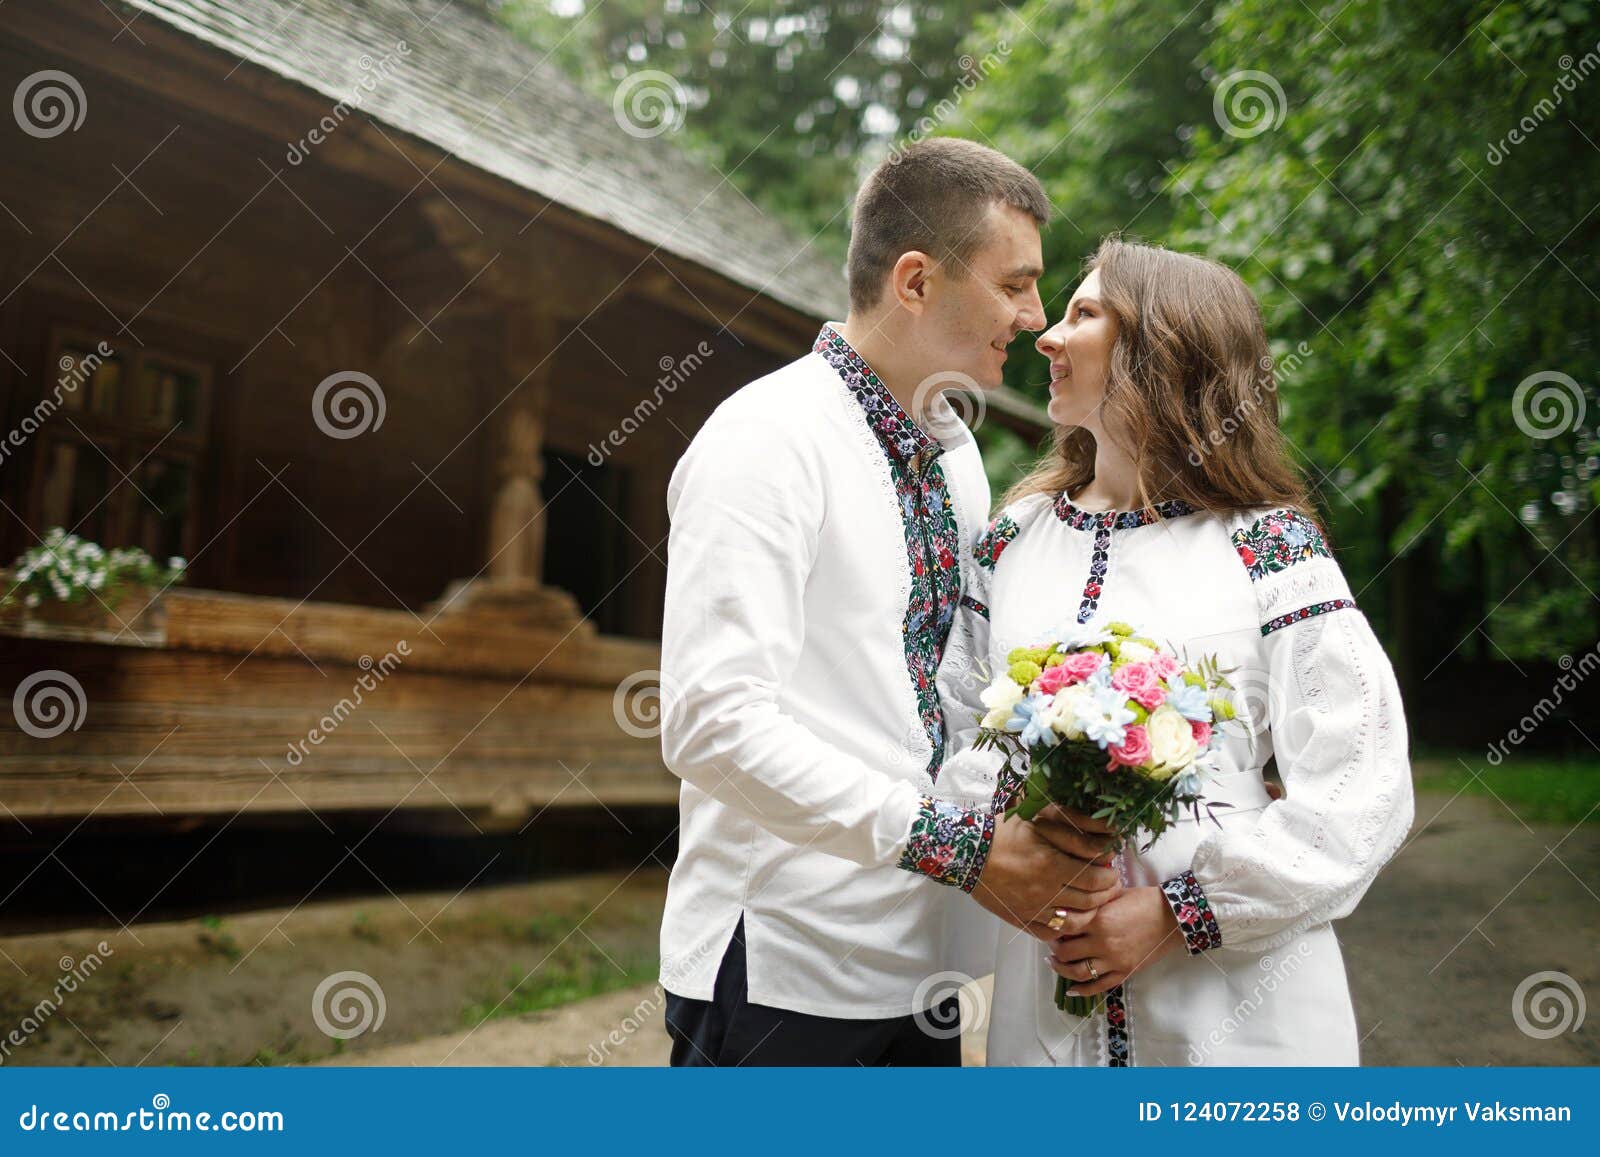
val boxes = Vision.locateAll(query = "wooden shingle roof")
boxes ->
[124,0,848,319]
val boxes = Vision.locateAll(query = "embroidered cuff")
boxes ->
[958,592,990,620]
[1160,869,1223,954]
[990,764,1026,813]
[898,796,996,892]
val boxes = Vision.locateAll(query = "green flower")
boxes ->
[1008,660,1043,685]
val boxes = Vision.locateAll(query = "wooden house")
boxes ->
[0,0,1047,830]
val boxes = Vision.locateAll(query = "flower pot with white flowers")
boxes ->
[0,528,186,644]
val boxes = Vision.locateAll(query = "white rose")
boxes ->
[979,675,1024,728]
[1049,685,1094,739]
[1118,641,1155,664]
[1146,705,1197,779]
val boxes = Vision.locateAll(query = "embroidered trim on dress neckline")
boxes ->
[1053,493,1198,529]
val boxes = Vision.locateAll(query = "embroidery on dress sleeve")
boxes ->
[959,593,990,620]
[898,796,997,892]
[1160,869,1223,954]
[1261,598,1357,636]
[972,514,1019,571]
[1231,509,1331,580]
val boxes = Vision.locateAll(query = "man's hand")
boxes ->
[969,806,1121,940]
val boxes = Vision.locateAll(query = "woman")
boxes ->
[936,237,1414,1066]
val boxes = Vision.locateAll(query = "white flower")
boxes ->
[1049,685,1094,739]
[1118,640,1155,663]
[979,674,1025,728]
[1049,623,1112,651]
[1147,705,1198,779]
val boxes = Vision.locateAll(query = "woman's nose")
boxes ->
[1035,324,1063,357]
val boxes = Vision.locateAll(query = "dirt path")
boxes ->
[1340,791,1597,1065]
[326,790,1598,1067]
[3,789,1591,1067]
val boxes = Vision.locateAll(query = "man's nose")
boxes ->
[1019,286,1047,333]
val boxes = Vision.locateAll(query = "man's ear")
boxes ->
[889,250,935,314]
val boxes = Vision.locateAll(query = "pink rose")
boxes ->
[1149,652,1181,680]
[1059,651,1106,682]
[1034,662,1076,695]
[1190,719,1213,748]
[1107,723,1152,769]
[1037,651,1104,693]
[1111,662,1165,710]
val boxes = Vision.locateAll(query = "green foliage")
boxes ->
[495,1,1599,665]
[955,0,1600,663]
[1413,751,1600,825]
[492,0,999,257]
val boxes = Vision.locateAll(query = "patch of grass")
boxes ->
[461,940,657,1028]
[196,916,241,961]
[1412,751,1600,826]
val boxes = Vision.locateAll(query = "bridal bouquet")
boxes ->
[971,621,1234,1014]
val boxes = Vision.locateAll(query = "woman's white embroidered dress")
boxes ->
[936,491,1415,1066]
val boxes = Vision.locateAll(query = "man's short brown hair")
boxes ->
[846,137,1051,314]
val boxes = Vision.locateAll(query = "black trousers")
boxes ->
[663,917,962,1067]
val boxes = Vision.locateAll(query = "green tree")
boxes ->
[492,0,997,256]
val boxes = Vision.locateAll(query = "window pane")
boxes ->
[134,358,202,430]
[128,455,193,561]
[54,343,123,417]
[37,438,113,544]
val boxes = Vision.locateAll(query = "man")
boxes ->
[658,138,1117,1066]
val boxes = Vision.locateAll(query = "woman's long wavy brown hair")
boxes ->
[1000,237,1320,526]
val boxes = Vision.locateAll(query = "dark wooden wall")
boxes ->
[0,22,799,641]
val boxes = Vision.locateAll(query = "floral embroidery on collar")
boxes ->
[1053,493,1198,530]
[814,324,942,466]
[815,323,960,781]
[1232,509,1330,580]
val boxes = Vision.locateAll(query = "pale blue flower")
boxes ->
[1005,693,1061,748]
[1080,684,1136,748]
[1164,678,1213,722]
